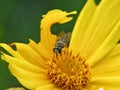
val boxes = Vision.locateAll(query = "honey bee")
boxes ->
[53,31,71,54]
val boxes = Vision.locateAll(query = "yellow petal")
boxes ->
[90,84,120,90]
[0,42,47,69]
[87,20,120,66]
[92,44,120,76]
[35,84,56,90]
[14,43,46,68]
[81,0,120,58]
[28,39,50,61]
[52,88,61,90]
[17,77,50,89]
[1,54,45,73]
[8,64,51,89]
[0,43,24,59]
[69,0,97,55]
[9,64,46,81]
[70,0,120,60]
[90,76,120,87]
[39,9,77,56]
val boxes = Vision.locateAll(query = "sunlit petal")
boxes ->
[90,76,120,87]
[70,0,120,60]
[35,84,57,90]
[8,64,50,89]
[14,43,46,68]
[87,21,120,66]
[92,44,120,76]
[90,84,120,90]
[28,39,50,61]
[17,77,50,89]
[0,43,24,59]
[2,54,45,73]
[69,0,97,55]
[9,64,46,80]
[80,0,120,57]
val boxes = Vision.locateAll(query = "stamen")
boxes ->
[46,48,91,90]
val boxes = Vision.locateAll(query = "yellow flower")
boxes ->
[1,0,120,90]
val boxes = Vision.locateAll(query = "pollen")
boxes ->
[46,48,91,90]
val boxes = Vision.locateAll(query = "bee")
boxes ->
[53,31,71,54]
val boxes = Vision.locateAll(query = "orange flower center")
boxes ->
[46,48,91,90]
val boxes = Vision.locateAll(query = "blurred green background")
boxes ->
[0,0,101,90]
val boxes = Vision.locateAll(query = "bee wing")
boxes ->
[57,31,65,40]
[57,31,65,37]
[57,31,71,43]
[65,32,71,42]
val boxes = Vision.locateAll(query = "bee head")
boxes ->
[53,47,62,54]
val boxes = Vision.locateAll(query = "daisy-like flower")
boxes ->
[1,0,120,90]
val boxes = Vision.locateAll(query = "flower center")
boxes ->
[46,48,91,90]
